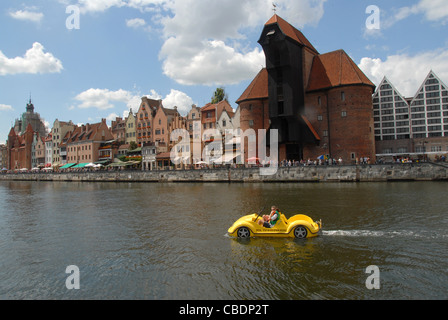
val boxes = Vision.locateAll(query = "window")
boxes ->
[341,91,345,101]
[341,111,347,117]
[222,120,226,127]
[249,120,254,128]
[318,96,321,106]
[317,115,323,121]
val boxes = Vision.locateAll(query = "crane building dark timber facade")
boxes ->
[237,14,377,164]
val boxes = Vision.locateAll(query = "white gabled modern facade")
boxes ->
[373,70,448,160]
[409,71,448,139]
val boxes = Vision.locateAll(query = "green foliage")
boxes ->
[129,141,138,151]
[211,87,228,104]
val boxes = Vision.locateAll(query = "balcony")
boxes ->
[98,153,111,160]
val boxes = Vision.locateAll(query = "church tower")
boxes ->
[26,98,34,113]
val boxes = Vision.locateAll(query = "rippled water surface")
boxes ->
[0,181,447,299]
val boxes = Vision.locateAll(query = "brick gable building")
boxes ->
[7,124,34,170]
[237,14,376,164]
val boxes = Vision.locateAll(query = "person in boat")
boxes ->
[258,206,281,228]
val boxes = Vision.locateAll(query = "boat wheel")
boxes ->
[294,226,308,239]
[237,227,251,238]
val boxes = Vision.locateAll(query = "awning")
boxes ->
[106,162,127,167]
[94,160,110,164]
[72,163,90,168]
[128,147,142,153]
[156,152,171,160]
[60,163,76,169]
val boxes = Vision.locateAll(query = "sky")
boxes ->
[1,0,448,144]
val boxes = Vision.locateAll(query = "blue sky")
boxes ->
[1,0,448,144]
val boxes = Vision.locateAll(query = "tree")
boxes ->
[129,141,138,151]
[211,87,228,104]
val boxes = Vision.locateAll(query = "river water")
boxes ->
[0,180,447,300]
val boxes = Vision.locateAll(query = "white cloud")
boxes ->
[77,0,126,13]
[414,0,448,23]
[76,0,167,13]
[158,0,326,86]
[146,89,162,100]
[0,42,63,76]
[73,0,326,86]
[126,18,152,32]
[0,104,14,111]
[161,89,194,115]
[74,88,136,110]
[160,39,265,86]
[126,18,146,28]
[359,48,448,97]
[386,0,448,28]
[9,9,44,23]
[73,87,194,117]
[106,113,120,122]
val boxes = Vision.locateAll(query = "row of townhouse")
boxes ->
[111,97,241,170]
[4,94,241,171]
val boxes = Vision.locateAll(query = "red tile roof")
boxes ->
[236,68,268,103]
[264,14,319,54]
[200,100,234,120]
[307,50,375,92]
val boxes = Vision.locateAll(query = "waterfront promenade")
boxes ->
[1,163,447,183]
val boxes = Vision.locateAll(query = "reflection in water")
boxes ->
[0,181,447,299]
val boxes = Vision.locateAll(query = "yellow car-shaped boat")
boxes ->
[228,212,322,239]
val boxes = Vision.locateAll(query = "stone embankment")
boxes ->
[1,163,447,183]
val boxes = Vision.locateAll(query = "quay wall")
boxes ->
[1,163,447,183]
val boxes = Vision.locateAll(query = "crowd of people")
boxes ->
[4,153,447,174]
[280,157,345,167]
